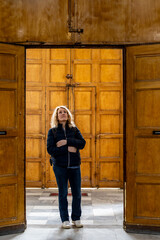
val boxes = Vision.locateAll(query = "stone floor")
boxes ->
[1,188,160,240]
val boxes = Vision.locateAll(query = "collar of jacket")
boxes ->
[58,122,69,129]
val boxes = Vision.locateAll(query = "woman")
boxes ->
[47,106,86,229]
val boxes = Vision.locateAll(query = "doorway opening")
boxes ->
[26,48,123,189]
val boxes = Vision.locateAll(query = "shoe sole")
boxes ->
[62,226,71,229]
[72,223,83,228]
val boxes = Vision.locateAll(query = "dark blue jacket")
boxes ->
[47,123,86,168]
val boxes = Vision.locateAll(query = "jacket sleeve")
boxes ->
[67,127,86,150]
[47,128,68,157]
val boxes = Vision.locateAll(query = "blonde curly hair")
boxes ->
[50,106,75,128]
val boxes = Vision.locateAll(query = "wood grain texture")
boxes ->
[0,0,70,43]
[76,0,126,43]
[126,44,160,227]
[1,0,160,44]
[126,0,160,43]
[0,44,25,228]
[26,48,123,188]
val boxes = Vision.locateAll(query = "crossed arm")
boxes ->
[56,140,77,152]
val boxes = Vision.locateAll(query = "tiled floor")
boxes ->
[1,188,160,240]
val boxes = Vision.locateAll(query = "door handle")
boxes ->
[153,131,160,135]
[0,131,7,135]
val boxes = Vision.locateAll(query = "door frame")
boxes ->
[0,44,125,236]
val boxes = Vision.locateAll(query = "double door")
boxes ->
[26,48,123,188]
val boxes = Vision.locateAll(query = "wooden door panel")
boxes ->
[26,64,42,84]
[0,44,25,233]
[99,90,121,110]
[26,50,45,187]
[125,44,160,232]
[100,64,121,83]
[0,185,17,220]
[136,89,160,127]
[72,48,123,188]
[26,49,44,86]
[71,49,93,84]
[136,138,160,174]
[26,49,70,188]
[100,115,120,133]
[49,88,68,109]
[72,87,96,187]
[46,49,70,85]
[0,138,17,176]
[74,65,92,83]
[100,138,120,157]
[136,55,160,81]
[99,162,120,182]
[26,84,45,187]
[0,90,16,128]
[0,53,16,80]
[97,87,123,187]
[73,49,92,60]
[136,184,160,218]
[100,49,122,60]
[26,136,43,184]
[26,90,42,110]
[96,48,123,187]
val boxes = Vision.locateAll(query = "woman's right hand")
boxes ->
[68,146,77,153]
[56,140,67,147]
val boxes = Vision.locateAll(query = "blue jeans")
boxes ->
[53,165,82,222]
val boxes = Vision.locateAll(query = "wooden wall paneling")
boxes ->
[125,44,160,231]
[0,0,71,43]
[0,44,25,231]
[1,0,160,44]
[74,0,127,43]
[126,0,160,43]
[26,49,46,187]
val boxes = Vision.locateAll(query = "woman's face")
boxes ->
[57,107,68,123]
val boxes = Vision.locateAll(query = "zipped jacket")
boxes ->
[47,123,86,168]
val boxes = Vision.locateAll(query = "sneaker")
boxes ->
[72,220,83,228]
[62,221,71,229]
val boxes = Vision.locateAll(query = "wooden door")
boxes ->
[0,44,25,234]
[125,44,160,233]
[70,86,96,187]
[45,49,70,187]
[95,50,123,188]
[71,48,123,187]
[26,49,70,187]
[26,48,123,188]
[26,49,46,188]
